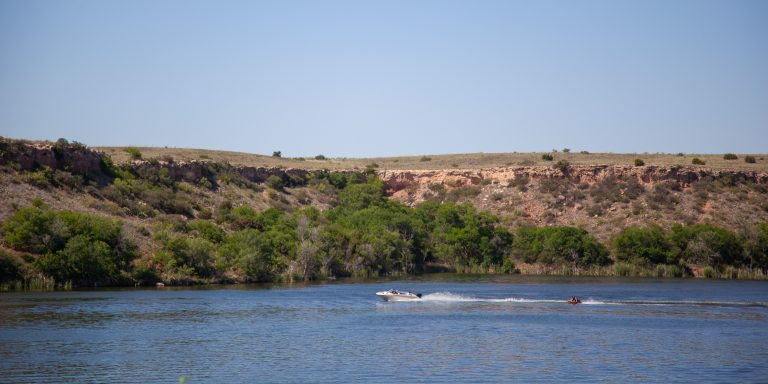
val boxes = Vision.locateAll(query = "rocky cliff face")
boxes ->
[0,141,111,183]
[129,159,315,185]
[377,166,768,204]
[0,140,353,187]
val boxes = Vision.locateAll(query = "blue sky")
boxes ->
[1,0,766,157]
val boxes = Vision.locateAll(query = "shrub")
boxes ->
[187,220,227,243]
[53,169,85,189]
[23,167,54,188]
[0,250,24,283]
[580,151,590,154]
[723,153,738,160]
[745,156,756,164]
[272,151,282,157]
[614,263,635,277]
[123,147,142,160]
[198,177,213,190]
[140,187,194,217]
[647,180,680,208]
[692,158,706,165]
[586,204,605,217]
[634,158,645,166]
[266,175,284,190]
[591,176,643,205]
[624,178,645,199]
[542,153,554,161]
[446,186,482,201]
[676,152,685,157]
[420,156,432,162]
[513,175,529,192]
[562,148,570,153]
[539,177,569,197]
[553,160,570,173]
[315,154,327,160]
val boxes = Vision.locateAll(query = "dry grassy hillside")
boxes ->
[98,146,768,171]
[2,139,766,250]
[378,167,768,243]
[95,145,768,243]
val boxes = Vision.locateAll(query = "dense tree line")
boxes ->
[613,223,768,270]
[2,199,137,285]
[2,174,768,287]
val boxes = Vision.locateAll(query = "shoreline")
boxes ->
[3,267,767,292]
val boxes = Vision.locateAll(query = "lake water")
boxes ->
[1,275,767,383]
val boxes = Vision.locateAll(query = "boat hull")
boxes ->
[376,291,422,302]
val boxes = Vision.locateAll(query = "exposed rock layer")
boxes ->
[377,166,768,204]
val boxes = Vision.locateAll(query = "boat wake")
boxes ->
[420,292,569,304]
[414,292,767,308]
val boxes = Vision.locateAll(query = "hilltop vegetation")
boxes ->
[1,138,767,288]
[97,145,768,171]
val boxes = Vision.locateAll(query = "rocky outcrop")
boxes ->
[377,166,768,202]
[3,139,766,198]
[0,140,111,183]
[0,139,359,187]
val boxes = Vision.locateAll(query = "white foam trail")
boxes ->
[581,299,611,305]
[424,295,765,307]
[389,292,766,308]
[420,292,476,302]
[420,292,564,304]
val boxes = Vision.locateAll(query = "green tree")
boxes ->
[3,201,136,285]
[219,228,294,282]
[513,226,609,266]
[743,223,768,269]
[0,250,24,282]
[2,200,56,254]
[613,226,671,265]
[335,179,387,212]
[669,224,743,267]
[36,235,116,283]
[429,203,513,271]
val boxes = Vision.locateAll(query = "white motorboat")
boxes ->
[376,289,422,302]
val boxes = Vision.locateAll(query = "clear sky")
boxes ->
[1,0,766,157]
